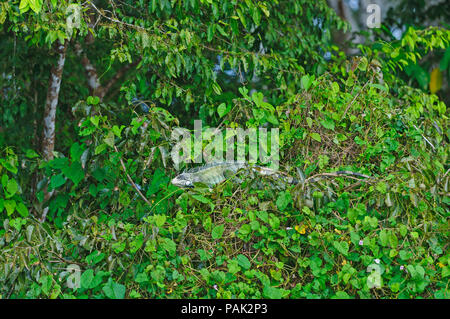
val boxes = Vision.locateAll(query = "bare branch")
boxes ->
[113,145,152,207]
[98,58,141,100]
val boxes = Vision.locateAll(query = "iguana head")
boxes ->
[171,173,194,188]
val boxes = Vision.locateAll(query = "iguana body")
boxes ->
[171,162,297,188]
[171,161,372,189]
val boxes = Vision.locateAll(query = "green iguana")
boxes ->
[171,162,371,188]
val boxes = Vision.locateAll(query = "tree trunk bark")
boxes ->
[40,40,67,222]
[42,40,68,161]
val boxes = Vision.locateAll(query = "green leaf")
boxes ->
[217,103,229,118]
[263,285,283,299]
[301,74,312,91]
[135,273,149,283]
[389,249,398,258]
[207,23,215,42]
[25,149,39,159]
[363,216,378,229]
[332,291,351,299]
[211,224,225,239]
[236,8,247,28]
[331,82,340,94]
[379,229,389,247]
[333,241,349,256]
[90,115,100,127]
[6,178,18,197]
[50,174,66,190]
[154,214,166,227]
[276,191,292,211]
[399,225,408,237]
[63,162,84,186]
[239,224,251,235]
[28,0,42,14]
[161,238,176,256]
[19,0,30,13]
[407,265,425,280]
[439,47,450,71]
[1,158,18,174]
[4,199,16,216]
[87,96,100,105]
[81,269,94,289]
[320,118,335,131]
[310,132,321,142]
[102,278,125,299]
[442,266,450,278]
[399,250,412,261]
[1,174,8,188]
[130,234,144,253]
[212,82,222,95]
[112,241,126,253]
[251,92,264,107]
[112,125,125,138]
[39,275,52,296]
[265,112,279,125]
[85,250,105,265]
[104,131,115,147]
[192,194,211,204]
[388,232,398,248]
[16,202,29,217]
[227,259,240,274]
[236,254,251,270]
[216,24,227,37]
[95,143,108,155]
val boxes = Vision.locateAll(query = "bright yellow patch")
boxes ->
[295,224,306,234]
[429,68,443,94]
[437,262,445,268]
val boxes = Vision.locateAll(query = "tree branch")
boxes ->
[75,41,140,101]
[98,58,141,100]
[74,42,101,95]
[113,145,152,207]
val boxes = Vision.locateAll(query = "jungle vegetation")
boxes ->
[0,0,448,299]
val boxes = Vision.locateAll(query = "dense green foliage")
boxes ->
[0,0,448,299]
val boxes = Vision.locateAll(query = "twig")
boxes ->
[304,171,371,189]
[88,1,146,31]
[340,81,369,121]
[99,58,141,100]
[50,253,87,267]
[443,168,450,179]
[113,145,152,206]
[412,124,436,151]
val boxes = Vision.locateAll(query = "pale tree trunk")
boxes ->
[40,40,67,222]
[42,40,68,161]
